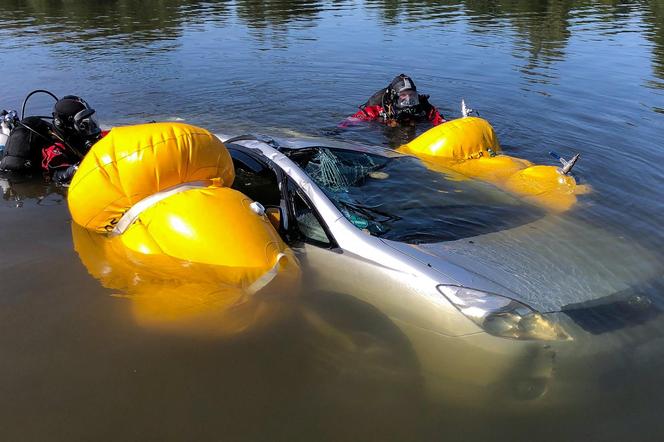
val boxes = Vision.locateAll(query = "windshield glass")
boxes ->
[286,146,544,244]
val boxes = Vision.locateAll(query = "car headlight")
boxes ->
[437,285,570,341]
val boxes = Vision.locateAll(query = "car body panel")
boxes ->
[220,133,661,315]
[385,215,662,312]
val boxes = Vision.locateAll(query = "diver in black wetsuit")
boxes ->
[0,93,104,184]
[41,96,104,183]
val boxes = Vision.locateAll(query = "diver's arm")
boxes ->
[428,107,445,126]
[52,164,78,184]
[338,105,384,128]
[419,94,445,126]
[41,143,77,183]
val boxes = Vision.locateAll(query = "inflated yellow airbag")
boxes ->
[399,118,589,212]
[402,117,501,159]
[68,122,234,232]
[68,122,300,335]
[120,186,292,287]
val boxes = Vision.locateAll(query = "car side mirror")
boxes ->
[265,206,282,231]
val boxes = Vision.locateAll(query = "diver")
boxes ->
[0,92,104,184]
[340,74,445,128]
[42,95,104,183]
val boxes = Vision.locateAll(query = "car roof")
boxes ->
[218,133,405,159]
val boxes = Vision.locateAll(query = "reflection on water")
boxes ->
[236,0,323,29]
[2,0,664,440]
[362,0,664,89]
[2,0,664,82]
[0,0,231,51]
[70,223,299,338]
[0,174,65,208]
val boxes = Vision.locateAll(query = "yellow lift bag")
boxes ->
[68,122,235,233]
[398,117,589,212]
[118,186,296,288]
[68,123,300,335]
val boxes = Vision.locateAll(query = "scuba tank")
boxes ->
[0,110,18,156]
[0,115,52,171]
[0,132,7,155]
[0,90,59,172]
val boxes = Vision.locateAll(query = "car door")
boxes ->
[227,145,434,313]
[228,144,337,247]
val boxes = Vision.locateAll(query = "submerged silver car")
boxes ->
[219,133,664,409]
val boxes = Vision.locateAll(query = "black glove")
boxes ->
[52,164,78,184]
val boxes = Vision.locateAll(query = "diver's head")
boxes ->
[53,95,102,152]
[396,89,419,110]
[388,74,421,120]
[389,74,419,106]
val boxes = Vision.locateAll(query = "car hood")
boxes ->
[383,215,662,312]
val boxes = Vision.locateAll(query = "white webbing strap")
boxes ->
[246,253,288,295]
[111,181,208,236]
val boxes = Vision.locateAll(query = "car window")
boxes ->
[285,146,544,244]
[229,149,281,207]
[291,188,332,247]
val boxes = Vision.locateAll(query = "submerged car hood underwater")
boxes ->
[384,215,662,314]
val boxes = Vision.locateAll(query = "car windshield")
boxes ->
[285,146,544,244]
